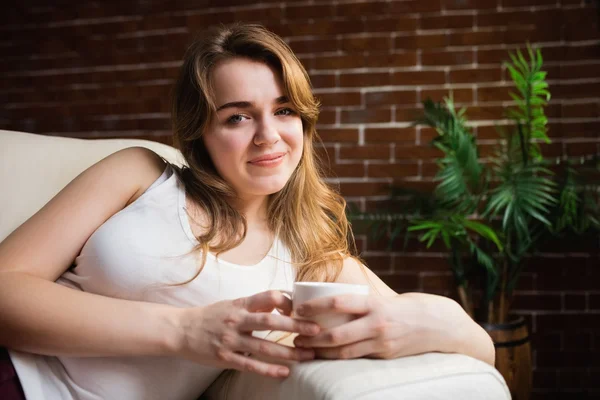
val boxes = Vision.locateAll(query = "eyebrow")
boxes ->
[216,96,290,112]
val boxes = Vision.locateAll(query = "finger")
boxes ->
[313,339,378,360]
[296,294,371,318]
[217,349,291,378]
[243,291,293,314]
[240,312,320,336]
[293,317,371,348]
[236,335,315,362]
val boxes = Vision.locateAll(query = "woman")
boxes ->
[0,23,494,400]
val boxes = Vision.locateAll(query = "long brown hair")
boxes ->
[170,23,358,283]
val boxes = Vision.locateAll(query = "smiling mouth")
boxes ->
[248,153,286,166]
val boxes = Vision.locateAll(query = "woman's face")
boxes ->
[202,57,304,198]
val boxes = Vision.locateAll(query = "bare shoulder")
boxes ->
[0,146,167,281]
[335,256,398,297]
[112,147,169,205]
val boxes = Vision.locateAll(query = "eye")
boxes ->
[276,108,296,116]
[226,114,247,125]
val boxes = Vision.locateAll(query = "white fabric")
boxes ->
[9,164,296,400]
[202,353,510,400]
[0,130,510,400]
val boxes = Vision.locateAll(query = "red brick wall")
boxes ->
[2,1,599,397]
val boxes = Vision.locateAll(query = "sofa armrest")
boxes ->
[200,352,510,400]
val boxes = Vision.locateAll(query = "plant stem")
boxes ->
[457,284,474,318]
[499,259,508,323]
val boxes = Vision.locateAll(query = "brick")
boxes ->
[395,145,444,160]
[553,82,600,100]
[341,36,393,52]
[335,1,391,17]
[317,110,336,125]
[422,49,474,66]
[314,54,365,70]
[419,127,439,143]
[395,256,449,272]
[388,0,442,13]
[558,64,600,80]
[422,272,455,292]
[421,88,473,104]
[339,181,391,197]
[327,163,366,178]
[363,16,419,33]
[395,107,424,122]
[288,38,339,54]
[340,72,391,87]
[561,121,600,139]
[365,52,418,67]
[465,106,505,120]
[362,255,393,273]
[339,145,391,160]
[477,86,513,102]
[564,332,592,350]
[379,273,421,292]
[365,90,417,106]
[533,368,558,390]
[565,142,599,157]
[477,48,514,65]
[421,14,475,30]
[512,294,562,310]
[421,162,439,177]
[314,145,336,164]
[449,67,503,84]
[364,127,416,143]
[446,0,499,9]
[368,163,419,178]
[501,0,563,6]
[316,92,361,107]
[530,331,562,350]
[391,70,446,86]
[310,73,337,89]
[476,125,502,139]
[340,108,392,124]
[318,128,359,143]
[285,4,335,20]
[395,34,449,50]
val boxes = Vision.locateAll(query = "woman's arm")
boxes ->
[296,257,495,366]
[0,148,319,377]
[0,147,181,356]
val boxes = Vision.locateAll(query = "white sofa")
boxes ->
[0,129,511,400]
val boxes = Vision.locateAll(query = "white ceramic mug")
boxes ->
[281,282,370,329]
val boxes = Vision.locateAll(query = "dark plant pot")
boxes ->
[480,316,532,400]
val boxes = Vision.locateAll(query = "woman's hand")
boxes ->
[175,290,321,378]
[292,292,488,362]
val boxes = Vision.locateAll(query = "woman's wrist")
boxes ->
[400,293,471,357]
[151,303,188,357]
[407,293,495,365]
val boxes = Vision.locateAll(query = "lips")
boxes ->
[248,152,286,163]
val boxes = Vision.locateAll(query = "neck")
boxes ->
[232,194,270,230]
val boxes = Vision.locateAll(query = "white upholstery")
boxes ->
[0,130,510,399]
[202,353,510,400]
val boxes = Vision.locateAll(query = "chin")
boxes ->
[246,176,291,196]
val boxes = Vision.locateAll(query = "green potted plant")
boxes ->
[349,46,599,399]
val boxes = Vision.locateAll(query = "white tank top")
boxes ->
[9,165,296,400]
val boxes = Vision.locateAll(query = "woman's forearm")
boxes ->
[0,271,182,358]
[404,293,495,366]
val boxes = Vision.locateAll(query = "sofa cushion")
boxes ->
[0,130,185,242]
[201,352,510,400]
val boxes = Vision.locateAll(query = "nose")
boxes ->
[253,115,280,146]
